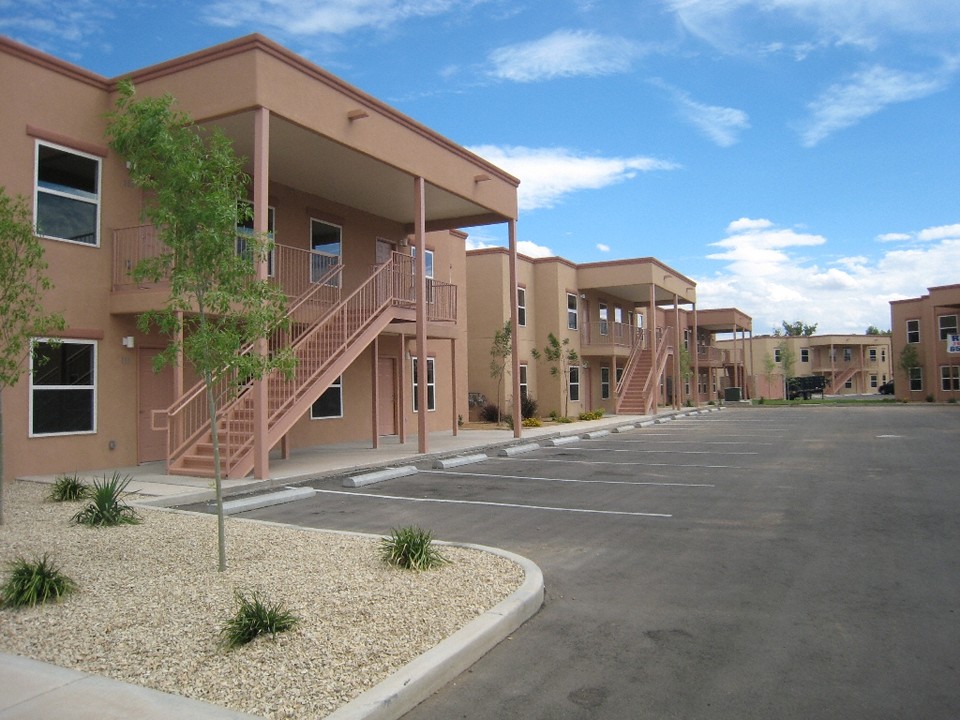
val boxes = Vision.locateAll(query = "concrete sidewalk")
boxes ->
[3,407,717,720]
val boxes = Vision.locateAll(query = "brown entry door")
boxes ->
[378,358,397,435]
[138,348,174,463]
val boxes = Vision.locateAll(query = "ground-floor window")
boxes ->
[600,366,610,400]
[870,375,878,388]
[569,366,580,402]
[941,365,960,392]
[844,379,853,389]
[311,375,343,418]
[413,357,435,412]
[30,338,96,436]
[909,367,923,392]
[519,363,528,399]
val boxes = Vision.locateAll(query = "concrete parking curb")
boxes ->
[220,487,316,515]
[433,454,488,469]
[498,443,540,457]
[344,466,418,488]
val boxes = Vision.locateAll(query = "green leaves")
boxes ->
[70,472,142,527]
[219,590,299,649]
[2,554,76,609]
[380,526,449,571]
[48,473,90,502]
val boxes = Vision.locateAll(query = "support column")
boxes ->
[747,329,754,400]
[692,303,699,406]
[371,337,380,449]
[673,296,681,408]
[649,285,658,415]
[414,177,428,454]
[252,106,270,480]
[451,338,459,436]
[509,220,521,437]
[399,333,407,445]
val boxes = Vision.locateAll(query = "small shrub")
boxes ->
[2,554,76,609]
[549,410,559,420]
[556,416,573,423]
[71,472,142,527]
[49,473,89,502]
[520,395,539,420]
[758,397,766,405]
[381,526,449,571]
[578,409,605,421]
[707,400,716,406]
[522,417,542,427]
[220,590,299,649]
[458,414,464,427]
[926,395,934,403]
[948,398,957,404]
[479,403,501,423]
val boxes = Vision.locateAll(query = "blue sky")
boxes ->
[5,0,959,334]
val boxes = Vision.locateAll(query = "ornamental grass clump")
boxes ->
[48,473,89,502]
[220,590,299,649]
[380,526,449,571]
[2,554,77,609]
[71,472,141,527]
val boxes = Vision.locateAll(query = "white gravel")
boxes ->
[0,481,524,719]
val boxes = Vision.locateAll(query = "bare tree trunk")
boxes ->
[205,375,227,572]
[0,389,5,526]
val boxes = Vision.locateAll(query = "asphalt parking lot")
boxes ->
[240,405,960,720]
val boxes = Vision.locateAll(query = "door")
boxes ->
[378,357,398,435]
[138,348,175,463]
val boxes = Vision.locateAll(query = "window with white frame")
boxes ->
[237,203,275,276]
[519,363,528,399]
[616,366,623,385]
[310,219,342,283]
[843,348,852,362]
[569,365,580,402]
[939,315,958,341]
[30,339,96,436]
[774,348,782,363]
[601,366,610,400]
[517,287,526,327]
[599,302,608,335]
[870,375,878,388]
[411,246,435,302]
[800,348,809,363]
[881,348,886,362]
[311,375,343,418]
[844,379,853,389]
[869,348,877,362]
[412,357,435,412]
[35,142,101,246]
[941,365,960,391]
[567,293,578,330]
[906,319,920,344]
[909,367,923,391]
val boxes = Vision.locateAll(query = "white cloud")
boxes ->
[876,232,912,242]
[799,61,959,147]
[203,0,487,36]
[0,0,114,52]
[660,84,751,147]
[468,145,679,211]
[487,29,641,82]
[517,240,554,258]
[696,218,960,333]
[597,243,611,252]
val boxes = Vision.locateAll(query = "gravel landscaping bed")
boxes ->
[0,481,524,719]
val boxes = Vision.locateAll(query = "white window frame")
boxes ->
[310,375,343,419]
[310,218,342,284]
[567,293,578,330]
[843,348,852,362]
[774,348,782,363]
[569,365,580,402]
[870,374,878,388]
[519,363,528,399]
[29,338,97,437]
[909,366,923,392]
[599,302,608,336]
[35,141,102,247]
[939,315,958,341]
[869,348,877,362]
[800,348,809,363]
[411,246,435,303]
[517,287,526,327]
[906,319,920,344]
[941,365,960,392]
[601,366,610,400]
[412,357,436,412]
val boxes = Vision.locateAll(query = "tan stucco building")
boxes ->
[1,34,520,481]
[890,284,960,401]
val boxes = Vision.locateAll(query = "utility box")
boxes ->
[724,387,742,402]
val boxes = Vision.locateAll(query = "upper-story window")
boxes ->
[311,219,342,283]
[411,246,435,302]
[599,302,608,335]
[939,315,958,341]
[843,348,852,362]
[35,142,101,246]
[869,348,877,362]
[567,293,578,330]
[237,204,275,276]
[517,287,526,327]
[906,319,920,344]
[774,348,782,363]
[800,348,809,363]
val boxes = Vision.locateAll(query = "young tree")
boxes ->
[773,320,818,337]
[678,345,693,405]
[761,351,777,400]
[0,190,65,525]
[531,332,579,418]
[488,320,511,425]
[778,339,797,397]
[106,80,294,571]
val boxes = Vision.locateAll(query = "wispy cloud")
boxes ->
[468,145,679,211]
[518,240,555,258]
[203,0,488,36]
[0,0,114,55]
[487,29,642,82]
[798,61,959,147]
[654,81,750,146]
[597,243,611,252]
[697,217,960,333]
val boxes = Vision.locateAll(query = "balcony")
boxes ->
[580,322,643,356]
[697,345,727,367]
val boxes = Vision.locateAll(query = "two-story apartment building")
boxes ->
[1,34,519,481]
[719,334,893,399]
[890,284,960,401]
[682,307,753,402]
[466,248,696,419]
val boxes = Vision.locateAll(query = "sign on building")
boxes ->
[948,334,960,354]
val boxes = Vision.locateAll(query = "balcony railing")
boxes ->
[697,345,726,364]
[581,321,642,349]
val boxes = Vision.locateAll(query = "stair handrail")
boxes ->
[615,328,646,397]
[637,326,672,407]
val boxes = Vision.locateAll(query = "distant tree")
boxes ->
[898,344,920,374]
[531,332,579,418]
[488,320,512,425]
[0,190,65,525]
[106,80,294,571]
[678,345,693,403]
[778,340,797,392]
[773,320,818,337]
[865,326,892,336]
[762,351,777,398]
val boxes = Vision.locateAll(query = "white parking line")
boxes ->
[510,457,738,469]
[543,447,759,456]
[424,469,714,488]
[611,439,772,445]
[313,489,672,518]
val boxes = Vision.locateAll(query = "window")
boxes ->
[774,348,782,363]
[869,348,877,362]
[517,287,526,327]
[800,348,809,363]
[614,307,623,325]
[881,349,886,362]
[412,357,435,412]
[941,366,960,392]
[616,366,624,385]
[906,319,920,344]
[601,366,610,400]
[870,375,878,388]
[939,315,958,341]
[567,293,578,330]
[30,339,96,436]
[411,246,435,302]
[35,142,101,246]
[519,364,528,399]
[310,219,342,282]
[237,204,275,276]
[909,367,923,392]
[844,379,853,389]
[569,366,580,402]
[311,375,343,419]
[843,348,852,362]
[599,302,608,335]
